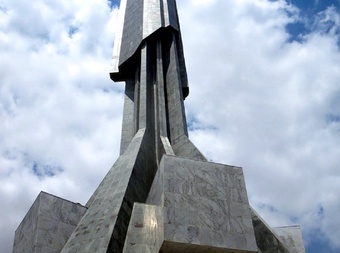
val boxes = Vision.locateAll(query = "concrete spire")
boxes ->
[110,0,205,160]
[60,1,206,252]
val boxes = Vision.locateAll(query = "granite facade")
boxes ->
[158,155,257,252]
[123,155,258,253]
[12,192,87,253]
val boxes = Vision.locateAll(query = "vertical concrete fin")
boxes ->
[163,31,188,144]
[61,128,158,253]
[120,79,136,155]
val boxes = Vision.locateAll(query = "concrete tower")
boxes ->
[13,1,306,252]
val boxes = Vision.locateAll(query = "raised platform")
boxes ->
[13,156,305,253]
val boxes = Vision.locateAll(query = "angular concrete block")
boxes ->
[123,203,164,253]
[136,155,258,252]
[273,226,306,253]
[12,192,87,253]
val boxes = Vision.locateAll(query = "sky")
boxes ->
[1,0,340,252]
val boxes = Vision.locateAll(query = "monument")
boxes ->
[13,0,306,252]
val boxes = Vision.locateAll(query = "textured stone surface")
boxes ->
[12,192,87,253]
[121,155,258,252]
[273,226,306,253]
[158,155,257,252]
[123,203,164,253]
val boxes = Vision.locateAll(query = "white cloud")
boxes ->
[1,0,340,252]
[0,1,121,252]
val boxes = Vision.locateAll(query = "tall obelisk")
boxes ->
[61,1,208,252]
[13,1,306,252]
[109,0,206,161]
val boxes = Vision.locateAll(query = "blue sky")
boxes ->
[1,0,340,252]
[109,0,120,7]
[286,0,340,44]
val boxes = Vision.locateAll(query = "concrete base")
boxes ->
[12,192,87,253]
[12,155,306,253]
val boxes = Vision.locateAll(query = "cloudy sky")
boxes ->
[1,0,340,252]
